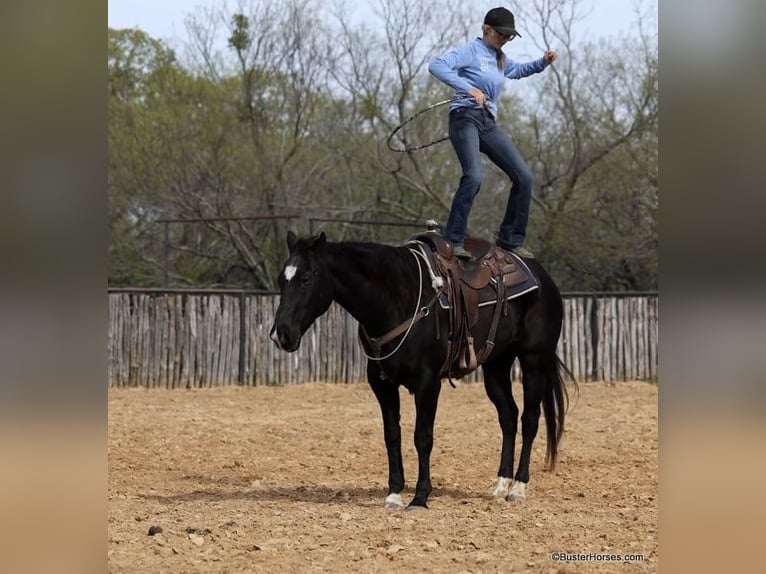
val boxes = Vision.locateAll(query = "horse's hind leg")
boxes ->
[511,351,548,500]
[482,353,519,499]
[367,363,405,509]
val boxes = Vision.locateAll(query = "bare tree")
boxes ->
[170,0,339,286]
[109,0,658,290]
[326,0,474,224]
[507,0,658,288]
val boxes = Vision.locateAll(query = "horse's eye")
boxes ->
[301,275,311,286]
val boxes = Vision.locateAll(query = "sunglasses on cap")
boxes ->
[492,28,517,41]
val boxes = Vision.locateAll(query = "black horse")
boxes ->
[270,231,572,509]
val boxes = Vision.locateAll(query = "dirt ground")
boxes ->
[108,380,658,573]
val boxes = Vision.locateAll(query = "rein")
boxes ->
[360,248,441,361]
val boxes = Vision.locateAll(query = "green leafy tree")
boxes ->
[108,0,657,291]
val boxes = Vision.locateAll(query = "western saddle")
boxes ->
[407,228,538,381]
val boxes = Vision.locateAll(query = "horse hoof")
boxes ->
[505,481,527,501]
[383,493,404,509]
[491,477,513,499]
[406,503,427,512]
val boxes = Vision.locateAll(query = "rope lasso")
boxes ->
[386,99,452,152]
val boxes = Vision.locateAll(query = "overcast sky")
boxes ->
[108,0,656,47]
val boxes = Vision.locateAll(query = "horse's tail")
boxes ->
[542,355,578,471]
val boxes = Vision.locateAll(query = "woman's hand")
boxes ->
[468,87,486,107]
[544,50,557,64]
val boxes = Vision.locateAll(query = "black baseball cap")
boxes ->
[484,7,522,38]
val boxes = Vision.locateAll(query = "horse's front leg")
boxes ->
[408,378,442,509]
[367,362,405,509]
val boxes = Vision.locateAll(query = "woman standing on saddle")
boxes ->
[429,7,556,260]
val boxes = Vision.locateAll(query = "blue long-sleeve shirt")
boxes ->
[428,38,549,120]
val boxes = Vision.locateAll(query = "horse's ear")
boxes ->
[310,232,326,251]
[286,230,298,252]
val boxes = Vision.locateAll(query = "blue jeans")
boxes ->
[443,107,533,246]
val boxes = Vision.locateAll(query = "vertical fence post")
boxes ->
[163,222,170,287]
[590,294,598,381]
[238,290,246,385]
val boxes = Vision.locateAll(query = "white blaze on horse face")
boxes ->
[283,264,298,283]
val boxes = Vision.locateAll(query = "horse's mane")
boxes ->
[324,241,418,287]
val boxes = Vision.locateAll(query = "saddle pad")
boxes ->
[438,253,539,310]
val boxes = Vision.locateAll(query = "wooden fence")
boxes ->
[108,289,658,387]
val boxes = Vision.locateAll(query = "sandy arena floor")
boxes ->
[108,380,658,573]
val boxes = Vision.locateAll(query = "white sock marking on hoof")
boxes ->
[506,481,527,501]
[492,477,513,498]
[383,493,404,509]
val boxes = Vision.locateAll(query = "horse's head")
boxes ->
[270,231,334,352]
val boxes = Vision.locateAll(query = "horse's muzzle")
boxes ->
[270,324,300,352]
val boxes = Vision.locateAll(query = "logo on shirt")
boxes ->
[480,56,492,72]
